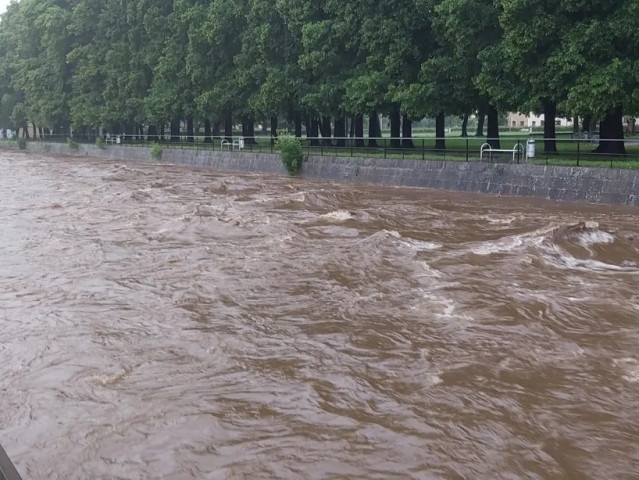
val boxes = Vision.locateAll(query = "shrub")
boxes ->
[16,137,26,150]
[277,134,303,175]
[150,142,163,160]
[67,137,79,149]
[96,136,105,149]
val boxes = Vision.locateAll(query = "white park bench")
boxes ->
[573,132,600,143]
[221,138,245,151]
[480,142,524,162]
[105,133,120,144]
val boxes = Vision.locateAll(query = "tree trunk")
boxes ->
[401,114,414,148]
[294,113,302,137]
[334,116,346,147]
[368,111,380,147]
[572,114,579,135]
[390,106,401,148]
[32,123,37,139]
[170,119,180,142]
[224,111,232,142]
[308,117,319,146]
[270,116,278,145]
[242,117,257,145]
[543,99,557,153]
[212,120,220,137]
[354,114,365,147]
[203,119,212,143]
[486,106,500,148]
[23,123,29,139]
[160,125,165,140]
[582,115,592,133]
[148,125,158,142]
[461,113,468,137]
[631,118,636,136]
[594,105,626,155]
[476,109,485,136]
[435,111,445,150]
[186,115,194,143]
[319,116,332,146]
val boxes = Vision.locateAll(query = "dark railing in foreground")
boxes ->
[22,134,639,169]
[0,444,22,480]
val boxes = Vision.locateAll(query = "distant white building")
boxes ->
[507,112,574,129]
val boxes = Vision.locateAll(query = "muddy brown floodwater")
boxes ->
[1,152,639,479]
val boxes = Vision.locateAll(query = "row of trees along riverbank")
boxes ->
[0,0,637,155]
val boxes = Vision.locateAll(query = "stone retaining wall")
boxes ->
[22,142,639,206]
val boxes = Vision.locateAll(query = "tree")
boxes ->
[8,0,73,135]
[558,0,637,154]
[498,0,578,153]
[435,0,504,148]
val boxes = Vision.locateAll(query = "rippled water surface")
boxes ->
[2,152,639,479]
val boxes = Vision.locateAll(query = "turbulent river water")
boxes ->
[1,152,639,479]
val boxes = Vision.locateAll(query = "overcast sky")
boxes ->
[0,0,12,15]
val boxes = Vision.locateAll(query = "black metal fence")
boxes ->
[22,134,639,169]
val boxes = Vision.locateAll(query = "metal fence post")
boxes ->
[577,142,580,166]
[422,138,425,160]
[466,138,469,162]
[516,139,521,164]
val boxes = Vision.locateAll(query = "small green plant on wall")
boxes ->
[150,142,163,160]
[16,137,26,149]
[277,134,303,175]
[67,137,79,149]
[96,136,105,149]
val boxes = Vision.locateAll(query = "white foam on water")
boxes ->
[290,192,306,202]
[400,239,443,252]
[471,237,524,255]
[415,261,443,278]
[424,372,443,386]
[613,358,639,383]
[468,225,556,256]
[480,215,516,225]
[577,229,616,247]
[420,292,466,322]
[319,210,354,222]
[540,244,638,272]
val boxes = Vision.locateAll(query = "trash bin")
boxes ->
[526,139,536,159]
